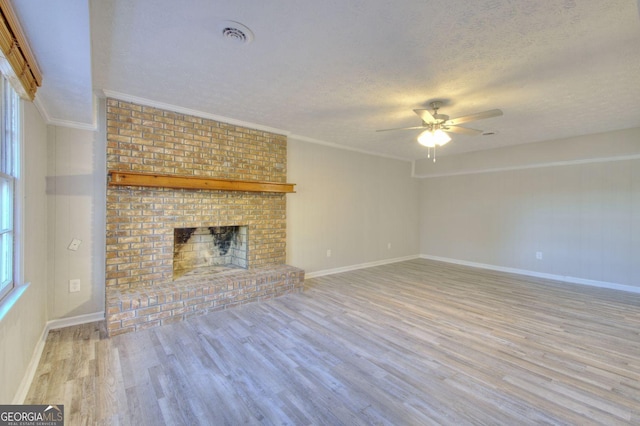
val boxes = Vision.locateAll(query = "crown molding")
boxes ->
[412,127,640,178]
[101,90,415,163]
[289,134,412,163]
[101,90,291,136]
[33,94,98,131]
[412,153,640,179]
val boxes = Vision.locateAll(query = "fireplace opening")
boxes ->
[173,226,247,280]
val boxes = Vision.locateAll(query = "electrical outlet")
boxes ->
[326,249,332,257]
[69,279,81,293]
[387,242,392,250]
[536,251,543,260]
[68,238,82,251]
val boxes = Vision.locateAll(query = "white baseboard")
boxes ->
[13,311,105,404]
[305,255,420,279]
[12,322,49,404]
[46,311,105,330]
[420,254,640,294]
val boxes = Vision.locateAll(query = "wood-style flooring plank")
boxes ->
[25,259,640,425]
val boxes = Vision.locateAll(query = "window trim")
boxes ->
[0,72,21,303]
[0,171,14,300]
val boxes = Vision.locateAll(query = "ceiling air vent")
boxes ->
[218,21,254,45]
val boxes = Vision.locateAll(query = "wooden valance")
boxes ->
[108,170,295,193]
[0,0,42,100]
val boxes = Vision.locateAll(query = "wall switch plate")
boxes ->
[68,238,82,251]
[536,251,543,260]
[69,279,81,293]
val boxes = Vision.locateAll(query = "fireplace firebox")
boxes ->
[173,226,247,279]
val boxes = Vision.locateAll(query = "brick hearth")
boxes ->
[106,265,304,335]
[105,99,303,336]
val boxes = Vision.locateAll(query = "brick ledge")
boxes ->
[106,265,304,336]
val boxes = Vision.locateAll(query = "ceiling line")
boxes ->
[289,134,413,163]
[413,153,640,179]
[101,90,416,163]
[100,90,291,137]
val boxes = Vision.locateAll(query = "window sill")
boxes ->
[0,283,30,322]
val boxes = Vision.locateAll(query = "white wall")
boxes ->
[287,139,420,275]
[0,101,49,403]
[2,104,636,402]
[419,128,640,289]
[46,103,105,319]
[414,127,640,178]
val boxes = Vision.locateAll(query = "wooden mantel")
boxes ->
[108,170,296,193]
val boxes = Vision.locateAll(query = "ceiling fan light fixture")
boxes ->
[418,129,451,147]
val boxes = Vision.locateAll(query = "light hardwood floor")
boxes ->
[26,259,640,425]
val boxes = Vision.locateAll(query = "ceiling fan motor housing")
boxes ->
[375,101,502,136]
[433,113,449,123]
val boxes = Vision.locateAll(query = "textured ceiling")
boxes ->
[14,0,640,159]
[12,0,93,126]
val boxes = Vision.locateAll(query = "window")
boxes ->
[0,74,19,301]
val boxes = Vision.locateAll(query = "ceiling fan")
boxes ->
[376,101,503,158]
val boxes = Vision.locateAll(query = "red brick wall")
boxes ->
[105,99,288,291]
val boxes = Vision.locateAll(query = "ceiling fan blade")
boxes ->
[376,125,426,132]
[444,126,483,135]
[448,109,503,125]
[413,109,436,124]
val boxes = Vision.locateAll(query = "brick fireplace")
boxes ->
[105,99,304,336]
